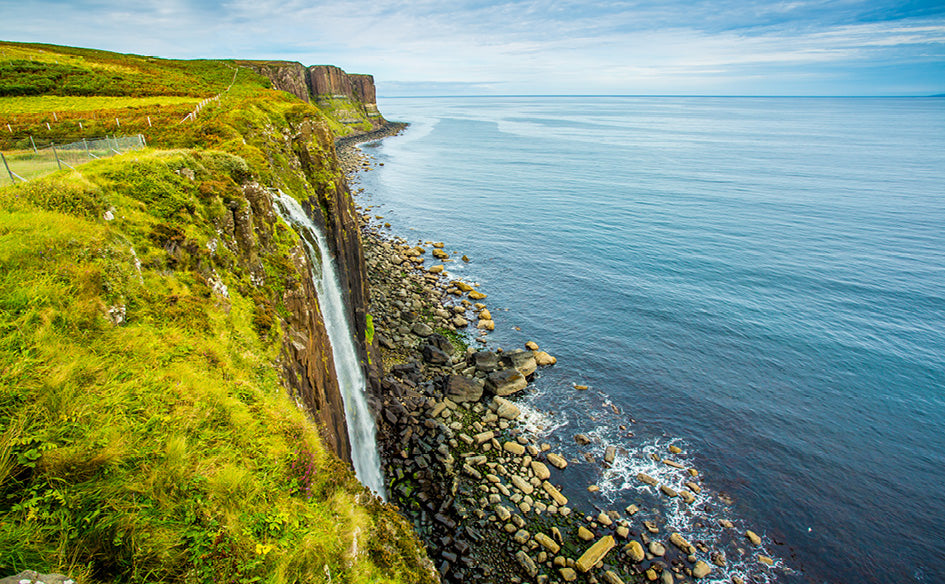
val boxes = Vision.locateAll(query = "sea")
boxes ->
[351,96,945,584]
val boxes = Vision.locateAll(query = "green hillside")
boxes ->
[0,42,432,583]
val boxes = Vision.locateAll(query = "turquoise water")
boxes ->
[355,97,945,583]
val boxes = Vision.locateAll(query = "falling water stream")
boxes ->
[273,191,386,498]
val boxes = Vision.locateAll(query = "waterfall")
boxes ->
[273,191,386,498]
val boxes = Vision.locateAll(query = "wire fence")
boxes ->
[1,134,146,185]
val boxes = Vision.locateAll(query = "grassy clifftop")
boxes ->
[0,42,432,583]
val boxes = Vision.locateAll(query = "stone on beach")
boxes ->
[692,560,712,579]
[624,540,645,562]
[576,535,615,572]
[468,290,487,300]
[546,452,568,469]
[485,369,527,396]
[534,351,557,365]
[746,530,762,546]
[493,396,521,420]
[445,375,484,403]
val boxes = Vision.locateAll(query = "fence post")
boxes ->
[147,116,152,127]
[116,118,121,128]
[52,145,62,170]
[30,136,37,153]
[2,152,15,182]
[83,138,91,159]
[5,124,11,133]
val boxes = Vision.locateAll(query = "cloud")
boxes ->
[1,0,943,94]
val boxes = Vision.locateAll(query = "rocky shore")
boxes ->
[338,131,772,584]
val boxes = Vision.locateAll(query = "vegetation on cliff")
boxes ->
[0,41,433,583]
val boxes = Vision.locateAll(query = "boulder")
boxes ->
[535,532,560,554]
[452,316,468,328]
[602,571,626,584]
[559,567,577,582]
[485,369,527,396]
[493,396,521,420]
[445,375,484,403]
[427,332,453,354]
[578,526,595,541]
[692,561,712,579]
[428,265,444,274]
[648,541,666,556]
[546,453,568,469]
[525,341,539,350]
[574,434,591,445]
[542,481,568,506]
[511,475,534,495]
[670,532,694,554]
[746,530,762,546]
[576,535,615,572]
[624,540,645,562]
[501,349,537,376]
[412,322,433,337]
[516,551,538,578]
[534,351,557,366]
[530,460,550,480]
[468,290,487,300]
[503,441,526,455]
[604,445,616,464]
[421,344,451,365]
[477,319,495,330]
[637,473,658,486]
[473,351,499,373]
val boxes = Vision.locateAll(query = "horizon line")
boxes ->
[378,94,945,99]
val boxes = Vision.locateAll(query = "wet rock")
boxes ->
[597,512,613,527]
[511,475,534,495]
[531,460,550,480]
[542,481,568,506]
[469,290,487,300]
[485,369,528,396]
[637,473,658,486]
[625,540,645,562]
[474,431,495,444]
[692,561,712,579]
[604,445,616,464]
[669,533,694,554]
[513,529,530,544]
[526,341,540,350]
[535,532,561,554]
[494,396,521,420]
[746,530,762,546]
[546,452,568,469]
[516,550,538,577]
[504,441,526,455]
[603,570,626,584]
[495,504,512,521]
[452,315,469,327]
[473,351,499,373]
[649,541,666,556]
[477,319,496,331]
[758,555,774,566]
[535,351,557,365]
[576,535,615,572]
[659,485,678,498]
[501,349,537,376]
[445,375,484,403]
[574,434,591,445]
[559,567,577,582]
[711,552,726,567]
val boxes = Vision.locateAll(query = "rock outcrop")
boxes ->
[244,61,383,126]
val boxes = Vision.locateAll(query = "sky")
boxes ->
[2,0,944,96]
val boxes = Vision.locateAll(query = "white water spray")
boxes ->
[273,192,386,498]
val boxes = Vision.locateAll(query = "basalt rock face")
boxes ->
[286,117,383,426]
[247,61,383,125]
[245,60,312,103]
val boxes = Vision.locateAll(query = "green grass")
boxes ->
[0,150,432,583]
[0,95,201,115]
[0,41,433,584]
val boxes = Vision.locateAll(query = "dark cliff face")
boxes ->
[246,61,383,126]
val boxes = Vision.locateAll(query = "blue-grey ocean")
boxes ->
[353,97,945,584]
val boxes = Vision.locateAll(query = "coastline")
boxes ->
[338,129,779,584]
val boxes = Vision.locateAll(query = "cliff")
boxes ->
[0,41,434,583]
[242,60,383,131]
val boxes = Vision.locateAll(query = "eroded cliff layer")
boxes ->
[244,60,382,126]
